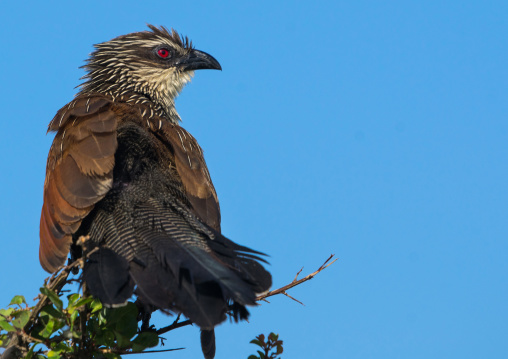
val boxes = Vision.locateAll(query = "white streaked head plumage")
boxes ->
[79,25,195,123]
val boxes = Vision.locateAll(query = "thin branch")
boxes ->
[157,317,193,335]
[19,331,44,345]
[282,291,304,306]
[293,267,304,282]
[17,243,98,354]
[120,348,185,354]
[25,247,98,330]
[25,268,70,331]
[256,254,337,302]
[98,348,185,355]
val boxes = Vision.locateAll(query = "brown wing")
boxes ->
[161,124,221,232]
[40,95,118,272]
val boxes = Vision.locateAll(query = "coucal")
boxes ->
[39,25,271,359]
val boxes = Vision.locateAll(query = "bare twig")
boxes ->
[115,348,185,355]
[282,291,304,306]
[256,254,337,303]
[97,347,185,355]
[293,267,304,282]
[157,315,193,335]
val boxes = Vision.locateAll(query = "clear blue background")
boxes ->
[1,1,507,358]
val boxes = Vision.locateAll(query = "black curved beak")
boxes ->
[177,49,222,72]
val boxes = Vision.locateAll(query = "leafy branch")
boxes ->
[248,333,283,359]
[0,254,336,358]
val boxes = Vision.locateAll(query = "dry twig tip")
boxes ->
[256,254,337,302]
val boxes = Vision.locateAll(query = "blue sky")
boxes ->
[1,1,507,358]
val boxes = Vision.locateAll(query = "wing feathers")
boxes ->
[162,126,221,232]
[54,155,112,208]
[45,178,92,224]
[48,96,111,132]
[77,111,117,134]
[71,133,116,175]
[39,95,118,273]
[39,209,72,271]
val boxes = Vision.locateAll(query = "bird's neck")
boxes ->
[78,69,191,124]
[79,86,179,124]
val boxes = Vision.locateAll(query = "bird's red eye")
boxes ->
[157,48,170,58]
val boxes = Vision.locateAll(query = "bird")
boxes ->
[39,25,272,359]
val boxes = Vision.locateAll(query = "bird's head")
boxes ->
[80,25,221,122]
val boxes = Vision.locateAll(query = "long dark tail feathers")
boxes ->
[200,329,216,359]
[83,247,135,306]
[81,198,272,334]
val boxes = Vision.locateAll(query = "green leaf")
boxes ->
[248,356,260,359]
[87,317,100,334]
[9,295,27,307]
[25,344,38,359]
[89,299,103,313]
[132,331,159,351]
[73,297,94,309]
[40,305,63,319]
[51,342,71,353]
[30,323,47,341]
[0,308,14,318]
[69,310,79,331]
[67,293,80,305]
[117,316,138,339]
[98,310,107,325]
[105,302,137,324]
[67,295,94,314]
[131,343,144,352]
[47,349,61,359]
[115,331,132,348]
[104,330,116,347]
[12,310,30,329]
[104,302,138,339]
[39,319,55,339]
[0,319,15,332]
[268,333,278,342]
[250,339,263,347]
[276,344,283,354]
[40,287,63,311]
[39,317,64,339]
[39,314,50,325]
[66,294,80,314]
[257,350,265,359]
[94,330,115,347]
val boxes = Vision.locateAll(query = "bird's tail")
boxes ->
[82,197,272,329]
[200,329,216,359]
